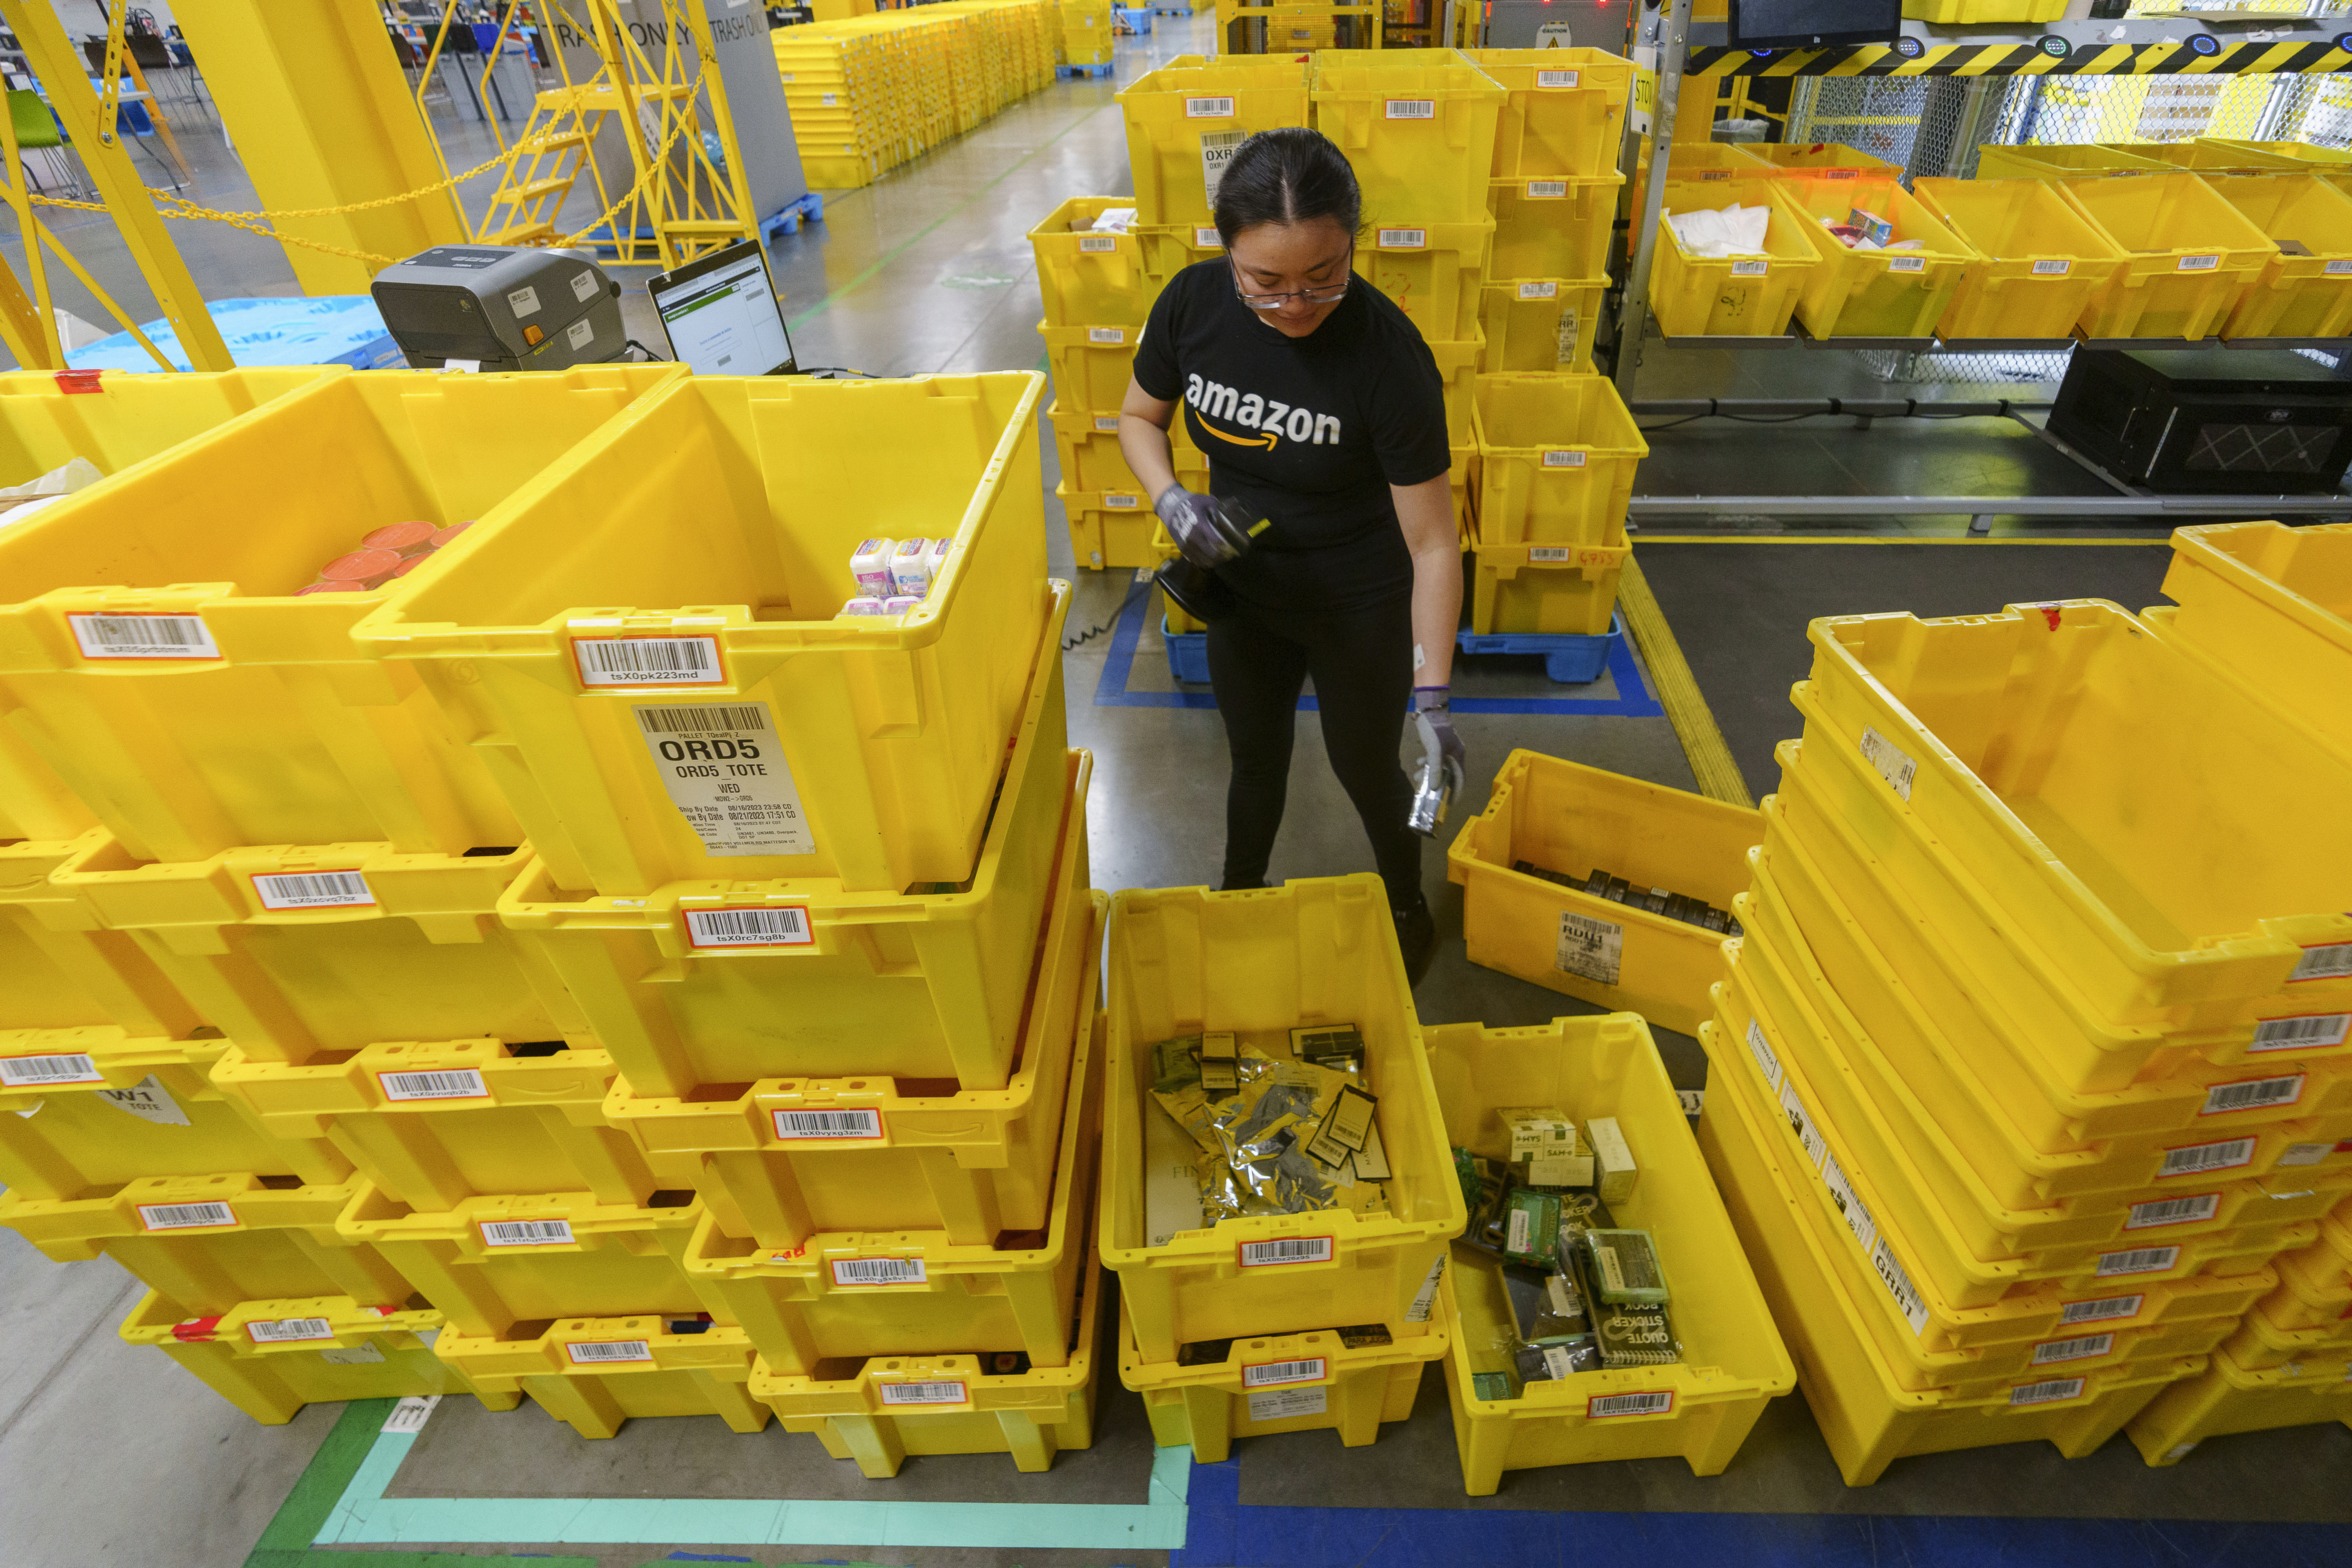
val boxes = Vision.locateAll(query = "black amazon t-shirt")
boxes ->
[1130,259,1450,613]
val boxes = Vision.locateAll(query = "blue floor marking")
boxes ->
[1091,590,1666,717]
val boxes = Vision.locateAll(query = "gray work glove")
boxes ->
[1156,483,1239,569]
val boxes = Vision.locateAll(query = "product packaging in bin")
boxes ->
[1470,373,1647,548]
[1119,56,1310,230]
[209,1039,658,1214]
[2150,520,2352,757]
[120,1292,467,1425]
[0,1031,352,1202]
[432,1315,769,1440]
[1695,1035,2209,1488]
[677,982,1100,1377]
[1446,751,1757,1038]
[351,372,1050,899]
[1310,50,1506,225]
[0,366,678,865]
[49,839,592,1066]
[336,1186,709,1338]
[1029,197,1157,330]
[0,1172,412,1312]
[1428,1016,1792,1493]
[1911,177,2124,344]
[496,630,1080,1099]
[752,1232,1108,1477]
[1778,175,1978,341]
[1100,877,1466,1365]
[1120,1313,1444,1463]
[2058,174,2273,341]
[1800,602,2352,1039]
[608,887,1102,1251]
[1466,48,1634,183]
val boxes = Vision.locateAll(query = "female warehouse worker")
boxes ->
[1116,126,1463,984]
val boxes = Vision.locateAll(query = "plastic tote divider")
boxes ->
[351,371,1051,899]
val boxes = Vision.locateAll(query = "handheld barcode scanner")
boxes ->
[1406,713,1465,837]
[1154,499,1271,625]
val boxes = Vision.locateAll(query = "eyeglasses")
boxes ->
[1229,246,1353,310]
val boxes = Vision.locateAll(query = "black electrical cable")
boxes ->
[1062,577,1154,651]
[798,365,878,379]
[624,339,667,362]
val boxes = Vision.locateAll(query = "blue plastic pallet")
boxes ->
[1116,7,1152,32]
[1455,612,1626,684]
[1164,619,1212,685]
[761,191,825,241]
[1152,1,1198,11]
[1056,60,1116,79]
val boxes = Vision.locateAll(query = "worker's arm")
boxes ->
[1395,472,1460,688]
[1118,378,1181,503]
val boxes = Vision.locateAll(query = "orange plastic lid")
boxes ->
[295,582,367,595]
[362,520,437,552]
[318,547,403,583]
[430,521,473,548]
[391,553,432,577]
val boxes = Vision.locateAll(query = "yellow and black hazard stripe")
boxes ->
[1688,38,2352,79]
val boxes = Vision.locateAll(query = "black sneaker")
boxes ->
[1393,893,1437,987]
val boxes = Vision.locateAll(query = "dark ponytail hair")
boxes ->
[1212,127,1362,249]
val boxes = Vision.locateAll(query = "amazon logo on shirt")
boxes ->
[1183,374,1343,449]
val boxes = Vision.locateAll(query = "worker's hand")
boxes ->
[1414,686,1466,780]
[1155,483,1235,569]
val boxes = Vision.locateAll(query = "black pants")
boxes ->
[1205,594,1422,908]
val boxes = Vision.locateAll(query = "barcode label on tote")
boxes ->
[635,701,814,858]
[479,1218,575,1247]
[2291,943,2352,982]
[1536,69,1580,87]
[378,1069,488,1102]
[1243,1357,1325,1388]
[1859,726,1917,800]
[1541,450,1588,468]
[2033,1333,2114,1366]
[2159,1138,2255,1178]
[2202,1074,2303,1115]
[1746,1019,1784,1091]
[139,1201,237,1231]
[2127,1193,2220,1230]
[2098,1245,2180,1277]
[1079,236,1116,254]
[773,1108,882,1140]
[832,1256,927,1286]
[1087,327,1125,344]
[1529,547,1573,563]
[1239,1236,1333,1268]
[0,1053,103,1087]
[1094,414,1122,432]
[1821,1150,1881,1256]
[2031,258,2071,276]
[247,1317,334,1343]
[2010,1377,2086,1406]
[2328,260,2352,276]
[1526,180,1568,198]
[880,1379,968,1405]
[69,613,220,660]
[2252,1014,2350,1052]
[1105,493,1140,508]
[2062,1294,2143,1326]
[1871,1237,1931,1336]
[1588,1391,1674,1419]
[1196,226,1221,247]
[1185,95,1235,117]
[1729,259,1768,276]
[1384,98,1436,119]
[1820,169,1859,180]
[1518,281,1559,300]
[251,871,374,910]
[1556,911,1624,986]
[573,635,724,687]
[2178,254,2219,272]
[1377,228,1427,249]
[1888,256,1926,273]
[566,1340,653,1364]
[684,906,814,949]
[1779,1080,1829,1174]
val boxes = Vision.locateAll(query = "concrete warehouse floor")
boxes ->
[0,13,2345,1568]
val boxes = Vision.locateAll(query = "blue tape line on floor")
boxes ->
[1091,590,1665,717]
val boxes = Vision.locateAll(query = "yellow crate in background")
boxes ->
[1121,1313,1442,1463]
[1135,220,1225,283]
[1470,373,1647,548]
[2151,520,2352,756]
[2218,1301,2352,1370]
[1060,483,1160,572]
[1040,319,1140,410]
[353,372,1049,901]
[2207,175,2352,340]
[1913,177,2124,342]
[1120,56,1310,230]
[1445,751,1757,1036]
[2127,1346,2352,1464]
[1029,197,1156,329]
[2204,138,2352,169]
[2140,140,2308,175]
[210,1040,653,1213]
[0,1173,412,1311]
[1356,218,1493,343]
[1478,278,1606,373]
[0,368,677,865]
[1467,537,1626,636]
[1801,601,2352,1037]
[495,650,1080,1101]
[433,1315,770,1440]
[1903,0,2064,19]
[1488,173,1624,281]
[752,1236,1107,1476]
[1779,175,1977,341]
[1429,1015,1791,1492]
[1467,48,1633,183]
[1747,141,1902,178]
[1648,178,1819,338]
[2263,1213,2352,1330]
[1310,50,1505,226]
[52,839,590,1065]
[1100,876,1466,1364]
[1051,402,1203,494]
[121,1292,467,1425]
[1976,143,2169,179]
[338,1186,709,1338]
[2059,174,2273,339]
[1696,1032,2208,1487]
[0,1032,350,1201]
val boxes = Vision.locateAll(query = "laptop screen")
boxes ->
[649,240,796,377]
